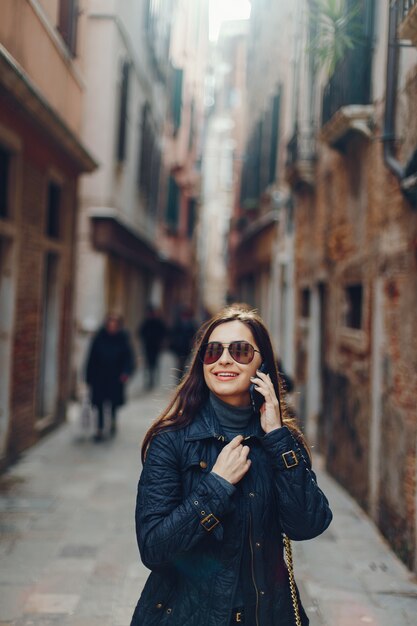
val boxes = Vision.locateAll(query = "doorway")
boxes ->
[0,237,16,456]
[38,252,61,418]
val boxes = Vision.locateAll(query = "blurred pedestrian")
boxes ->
[130,304,332,626]
[137,304,167,390]
[85,312,135,441]
[169,306,197,381]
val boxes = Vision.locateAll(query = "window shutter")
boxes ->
[117,61,130,163]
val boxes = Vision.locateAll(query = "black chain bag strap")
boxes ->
[283,534,302,626]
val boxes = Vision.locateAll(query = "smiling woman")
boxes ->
[202,321,263,407]
[130,304,332,626]
[209,0,251,41]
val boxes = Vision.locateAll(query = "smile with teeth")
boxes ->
[214,372,239,379]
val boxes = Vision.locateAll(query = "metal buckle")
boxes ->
[200,513,220,531]
[282,450,299,469]
[236,611,242,622]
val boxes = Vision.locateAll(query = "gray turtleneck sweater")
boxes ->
[209,392,255,608]
[209,392,253,494]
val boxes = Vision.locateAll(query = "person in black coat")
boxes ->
[138,305,167,390]
[130,304,332,626]
[169,306,197,381]
[85,313,135,441]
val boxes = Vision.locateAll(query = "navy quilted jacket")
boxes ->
[131,402,332,626]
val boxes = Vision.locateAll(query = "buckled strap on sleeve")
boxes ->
[275,447,303,471]
[191,498,220,532]
[282,449,299,469]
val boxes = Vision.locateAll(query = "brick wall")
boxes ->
[1,100,78,464]
[295,120,417,568]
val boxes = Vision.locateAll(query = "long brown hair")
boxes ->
[141,304,307,461]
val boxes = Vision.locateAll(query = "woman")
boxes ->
[85,313,135,441]
[131,304,332,626]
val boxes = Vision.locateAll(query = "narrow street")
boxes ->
[1,354,416,626]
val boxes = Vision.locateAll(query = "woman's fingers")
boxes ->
[253,370,274,391]
[251,371,282,432]
[252,371,277,401]
[212,439,251,484]
[228,434,244,448]
[240,445,250,459]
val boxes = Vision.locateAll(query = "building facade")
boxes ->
[228,0,417,573]
[286,0,417,572]
[229,0,298,372]
[0,0,96,465]
[75,0,209,380]
[199,20,248,316]
[158,0,209,322]
[75,0,174,376]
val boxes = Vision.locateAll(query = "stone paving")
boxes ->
[0,353,417,625]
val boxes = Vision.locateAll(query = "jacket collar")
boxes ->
[185,401,263,442]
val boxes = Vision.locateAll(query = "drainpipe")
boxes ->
[382,0,405,180]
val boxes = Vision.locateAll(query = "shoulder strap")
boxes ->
[283,534,302,626]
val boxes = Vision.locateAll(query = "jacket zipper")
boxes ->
[249,513,260,626]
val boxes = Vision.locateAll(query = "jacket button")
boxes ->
[199,460,208,469]
[249,492,255,498]
[260,590,265,596]
[256,542,261,548]
[156,603,163,609]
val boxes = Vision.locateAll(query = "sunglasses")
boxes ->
[201,341,261,365]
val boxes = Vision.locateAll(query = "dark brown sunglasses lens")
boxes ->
[229,342,253,363]
[204,343,223,364]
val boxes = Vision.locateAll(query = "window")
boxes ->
[0,146,11,218]
[172,68,183,134]
[138,104,152,196]
[165,176,180,230]
[145,0,172,80]
[58,0,79,56]
[149,147,161,217]
[188,100,195,150]
[116,61,130,163]
[269,87,281,184]
[240,120,262,208]
[344,284,363,329]
[300,288,310,318]
[187,198,197,238]
[46,182,61,239]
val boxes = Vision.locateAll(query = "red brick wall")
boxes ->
[294,121,417,569]
[1,97,79,464]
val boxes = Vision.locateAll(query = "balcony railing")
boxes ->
[321,0,375,126]
[398,0,417,47]
[322,42,373,126]
[400,0,417,20]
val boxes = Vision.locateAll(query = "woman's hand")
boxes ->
[250,370,283,434]
[212,435,251,485]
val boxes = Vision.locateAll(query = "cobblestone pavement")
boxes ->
[1,353,416,625]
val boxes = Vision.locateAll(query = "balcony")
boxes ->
[286,129,316,189]
[321,105,374,149]
[398,0,417,46]
[321,1,375,149]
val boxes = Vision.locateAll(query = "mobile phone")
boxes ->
[249,362,268,413]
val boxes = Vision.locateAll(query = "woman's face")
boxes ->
[203,320,262,407]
